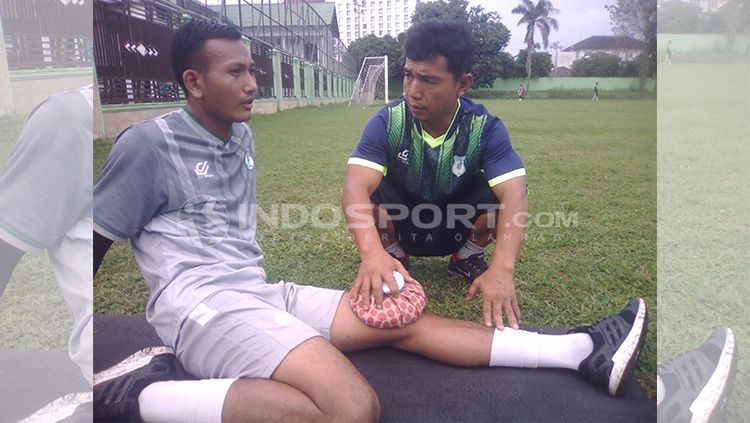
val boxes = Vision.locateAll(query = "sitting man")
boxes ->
[93,19,649,422]
[343,19,528,330]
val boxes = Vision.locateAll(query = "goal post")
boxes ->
[349,55,388,106]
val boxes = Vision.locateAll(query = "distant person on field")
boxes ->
[664,41,672,66]
[517,84,526,101]
[592,82,599,101]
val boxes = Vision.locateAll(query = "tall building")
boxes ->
[333,0,420,46]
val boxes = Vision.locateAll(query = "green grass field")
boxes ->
[657,62,750,422]
[94,97,657,396]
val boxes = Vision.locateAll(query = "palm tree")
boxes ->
[512,0,559,91]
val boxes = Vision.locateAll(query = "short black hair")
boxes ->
[171,19,242,93]
[404,19,474,79]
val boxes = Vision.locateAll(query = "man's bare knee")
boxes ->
[330,384,380,422]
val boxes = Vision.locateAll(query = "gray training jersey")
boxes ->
[94,109,264,345]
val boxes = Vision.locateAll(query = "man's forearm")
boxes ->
[342,189,385,256]
[488,194,528,272]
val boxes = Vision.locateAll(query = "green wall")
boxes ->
[488,77,656,92]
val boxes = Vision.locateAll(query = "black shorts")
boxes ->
[371,176,499,256]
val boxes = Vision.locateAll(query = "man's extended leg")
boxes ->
[331,297,648,396]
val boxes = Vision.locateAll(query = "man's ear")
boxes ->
[457,73,473,97]
[183,69,204,99]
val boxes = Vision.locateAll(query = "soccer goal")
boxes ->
[349,55,389,106]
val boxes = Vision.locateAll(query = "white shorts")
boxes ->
[175,281,344,379]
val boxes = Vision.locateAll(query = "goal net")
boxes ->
[349,55,388,106]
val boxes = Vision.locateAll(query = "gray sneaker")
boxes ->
[658,328,738,423]
[571,298,649,396]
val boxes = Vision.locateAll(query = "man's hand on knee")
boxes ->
[466,268,521,330]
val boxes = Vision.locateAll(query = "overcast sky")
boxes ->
[466,0,615,53]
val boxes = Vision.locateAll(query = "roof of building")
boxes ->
[563,36,646,52]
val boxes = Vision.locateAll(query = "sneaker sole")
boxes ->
[93,346,175,386]
[608,298,648,396]
[689,328,737,423]
[18,391,92,423]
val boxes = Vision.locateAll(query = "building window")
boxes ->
[370,1,374,6]
[347,24,351,30]
[355,24,359,29]
[371,16,375,21]
[347,17,351,23]
[387,22,391,28]
[346,3,350,8]
[379,30,383,35]
[379,15,383,21]
[404,7,408,12]
[379,8,383,13]
[347,32,351,38]
[379,23,383,28]
[387,1,391,5]
[387,15,391,21]
[363,24,367,29]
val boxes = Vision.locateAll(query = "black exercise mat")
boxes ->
[0,349,89,422]
[94,314,656,423]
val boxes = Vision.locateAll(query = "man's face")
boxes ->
[195,38,257,123]
[402,55,470,128]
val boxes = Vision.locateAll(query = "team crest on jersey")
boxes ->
[244,152,254,170]
[451,155,466,177]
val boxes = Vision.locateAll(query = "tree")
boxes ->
[657,1,703,34]
[606,0,656,90]
[571,53,623,77]
[514,49,553,77]
[347,34,401,78]
[411,0,511,88]
[512,0,559,91]
[722,0,750,57]
[411,0,469,22]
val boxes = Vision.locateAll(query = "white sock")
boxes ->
[384,241,406,257]
[656,374,665,405]
[138,378,237,423]
[455,240,485,260]
[490,328,593,370]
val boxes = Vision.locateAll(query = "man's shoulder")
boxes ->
[459,96,494,118]
[114,110,182,147]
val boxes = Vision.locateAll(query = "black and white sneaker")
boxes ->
[448,253,488,284]
[658,328,738,423]
[571,298,648,396]
[18,391,92,423]
[93,346,178,421]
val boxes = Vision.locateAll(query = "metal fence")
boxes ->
[0,0,93,70]
[93,0,356,105]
